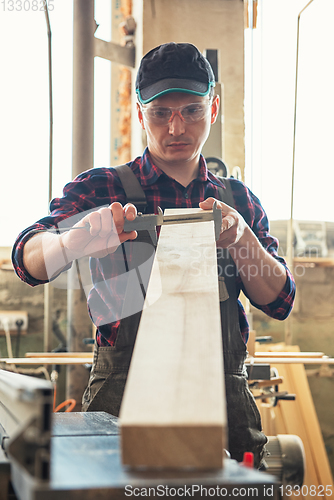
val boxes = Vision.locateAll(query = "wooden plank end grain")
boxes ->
[119,209,226,469]
[121,425,224,468]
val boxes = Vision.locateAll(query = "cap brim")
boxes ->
[137,78,212,104]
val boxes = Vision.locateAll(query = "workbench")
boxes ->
[6,412,278,500]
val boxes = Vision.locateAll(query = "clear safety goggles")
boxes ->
[140,101,212,126]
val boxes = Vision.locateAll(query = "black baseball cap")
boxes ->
[136,42,215,104]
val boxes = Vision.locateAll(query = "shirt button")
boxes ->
[184,193,189,199]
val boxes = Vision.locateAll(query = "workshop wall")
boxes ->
[252,264,334,357]
[0,247,67,357]
[133,0,245,176]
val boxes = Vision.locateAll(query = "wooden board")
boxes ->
[119,208,226,469]
[0,357,93,365]
[25,352,93,358]
[254,351,325,358]
[246,357,334,364]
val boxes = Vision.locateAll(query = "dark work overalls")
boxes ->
[81,165,267,467]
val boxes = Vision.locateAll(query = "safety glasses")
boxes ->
[140,101,212,126]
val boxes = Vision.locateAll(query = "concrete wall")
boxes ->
[132,0,245,175]
[0,247,67,356]
[251,263,334,355]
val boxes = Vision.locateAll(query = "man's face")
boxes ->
[137,92,219,169]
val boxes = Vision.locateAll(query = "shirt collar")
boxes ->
[138,148,164,186]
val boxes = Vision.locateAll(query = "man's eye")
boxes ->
[184,105,202,115]
[151,108,169,118]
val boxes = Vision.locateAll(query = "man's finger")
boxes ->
[200,197,233,214]
[199,197,215,209]
[124,203,137,221]
[110,202,126,234]
[87,211,102,236]
[221,215,235,232]
[97,207,113,238]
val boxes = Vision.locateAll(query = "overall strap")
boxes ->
[215,176,247,374]
[216,176,235,209]
[114,164,148,213]
[113,163,155,351]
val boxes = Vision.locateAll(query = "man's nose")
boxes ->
[168,111,186,135]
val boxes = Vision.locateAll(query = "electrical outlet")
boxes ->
[0,311,28,331]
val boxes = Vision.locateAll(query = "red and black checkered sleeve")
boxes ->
[230,179,295,320]
[11,166,128,287]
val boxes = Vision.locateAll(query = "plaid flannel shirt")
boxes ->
[12,148,295,346]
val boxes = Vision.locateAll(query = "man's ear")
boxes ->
[137,103,145,130]
[210,95,220,125]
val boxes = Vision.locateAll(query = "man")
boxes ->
[12,42,295,467]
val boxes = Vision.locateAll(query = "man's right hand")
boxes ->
[60,202,138,260]
[23,203,138,282]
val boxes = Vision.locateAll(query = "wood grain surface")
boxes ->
[120,208,226,469]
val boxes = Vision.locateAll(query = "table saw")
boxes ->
[0,370,279,500]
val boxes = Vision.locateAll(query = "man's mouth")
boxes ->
[167,142,189,148]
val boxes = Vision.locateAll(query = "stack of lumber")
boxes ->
[255,343,333,499]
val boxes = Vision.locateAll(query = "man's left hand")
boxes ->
[199,197,248,248]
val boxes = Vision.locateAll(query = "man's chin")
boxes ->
[164,144,195,160]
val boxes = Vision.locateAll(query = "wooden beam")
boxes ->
[0,357,93,365]
[119,208,226,469]
[25,352,93,358]
[94,38,135,67]
[246,357,334,364]
[253,351,325,358]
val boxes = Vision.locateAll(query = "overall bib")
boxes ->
[82,165,267,467]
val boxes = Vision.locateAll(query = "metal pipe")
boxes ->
[67,0,96,410]
[43,1,54,354]
[44,2,53,204]
[285,0,315,345]
[72,0,95,176]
